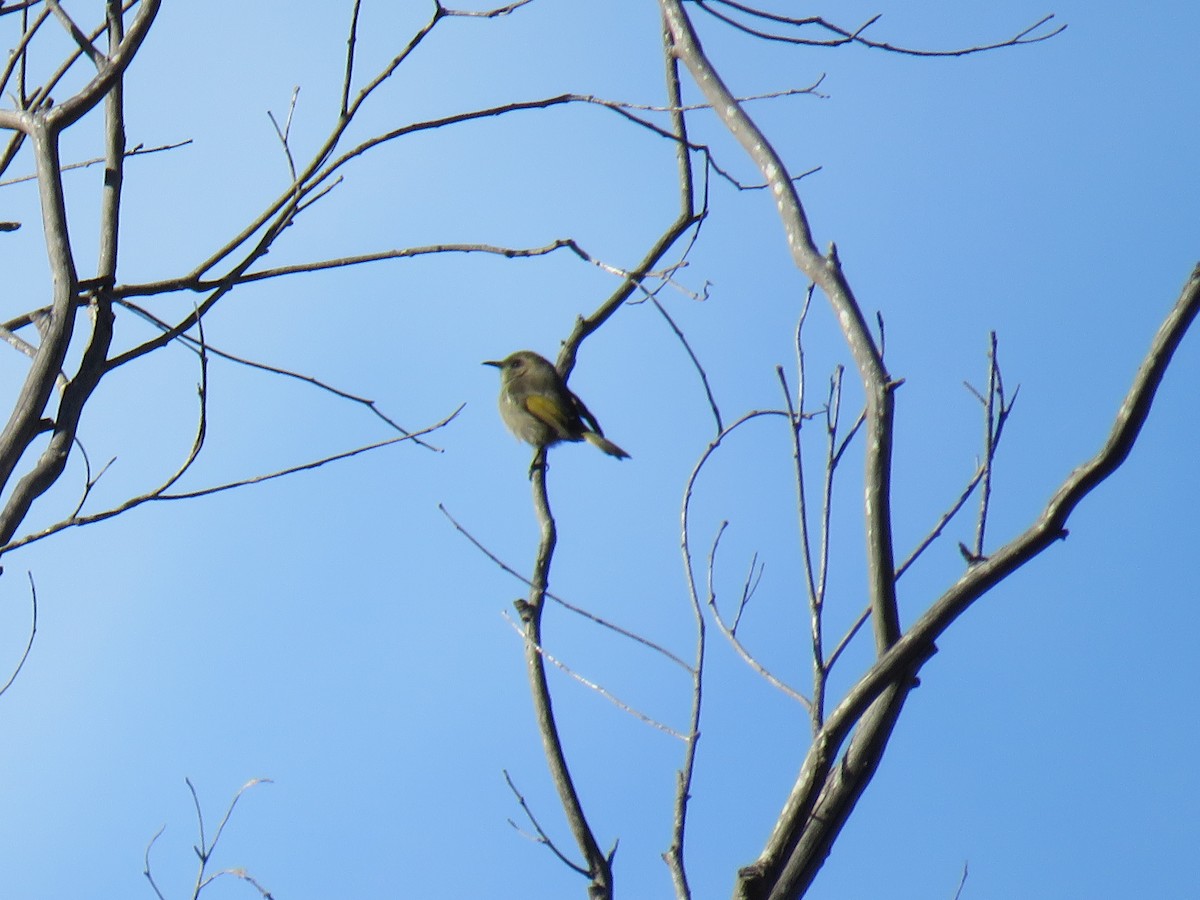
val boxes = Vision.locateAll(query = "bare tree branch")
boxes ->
[441,0,537,18]
[0,406,461,556]
[503,769,592,877]
[144,777,274,900]
[693,2,1065,57]
[47,0,160,131]
[46,0,104,67]
[740,263,1200,899]
[515,453,615,898]
[0,572,37,698]
[439,504,691,671]
[0,122,86,543]
[661,0,902,660]
[0,6,52,107]
[0,2,158,545]
[901,334,1017,578]
[705,521,810,707]
[0,139,193,187]
[503,612,687,739]
[503,20,713,899]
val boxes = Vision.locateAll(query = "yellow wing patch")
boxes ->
[523,394,573,437]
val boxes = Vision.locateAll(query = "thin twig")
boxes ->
[46,0,104,67]
[439,504,691,671]
[693,2,1065,57]
[898,465,985,578]
[824,605,869,672]
[972,333,1000,558]
[0,572,38,698]
[208,778,273,867]
[159,412,458,501]
[658,31,702,898]
[812,362,844,722]
[441,0,536,17]
[340,0,362,116]
[502,770,590,876]
[142,825,169,900]
[0,6,53,103]
[503,612,686,739]
[0,408,462,555]
[705,522,810,707]
[107,238,590,302]
[651,295,722,434]
[114,297,441,449]
[266,87,300,183]
[184,777,273,900]
[951,862,969,900]
[730,549,763,633]
[757,264,1200,899]
[67,436,115,520]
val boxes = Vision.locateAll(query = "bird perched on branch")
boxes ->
[483,350,630,461]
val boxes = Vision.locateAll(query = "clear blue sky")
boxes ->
[0,1,1197,898]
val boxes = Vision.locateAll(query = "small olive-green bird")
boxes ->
[483,350,630,460]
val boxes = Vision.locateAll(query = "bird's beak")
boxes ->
[482,360,502,368]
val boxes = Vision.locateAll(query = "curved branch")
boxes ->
[705,522,809,707]
[502,769,592,877]
[830,263,1200,747]
[439,503,691,671]
[46,0,160,131]
[0,572,38,698]
[504,612,687,739]
[110,239,593,300]
[738,262,1200,899]
[661,0,901,656]
[518,456,614,898]
[511,26,708,898]
[0,124,81,544]
[694,2,1065,57]
[0,3,153,547]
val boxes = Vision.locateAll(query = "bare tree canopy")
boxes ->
[0,2,1196,899]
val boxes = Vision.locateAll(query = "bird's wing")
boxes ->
[523,394,575,438]
[569,389,605,436]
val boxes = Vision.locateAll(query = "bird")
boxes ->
[483,350,630,461]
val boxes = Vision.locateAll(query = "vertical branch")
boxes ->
[0,5,51,104]
[754,266,1200,900]
[776,287,825,733]
[0,122,80,543]
[97,0,125,281]
[520,454,613,899]
[969,332,1014,561]
[661,19,702,899]
[675,446,711,900]
[812,365,845,726]
[17,7,32,105]
[0,573,38,699]
[659,0,901,656]
[658,4,914,896]
[0,0,158,546]
[525,16,705,896]
[341,0,363,118]
[782,296,818,603]
[663,20,695,219]
[56,0,124,476]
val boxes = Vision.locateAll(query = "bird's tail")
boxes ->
[583,431,631,460]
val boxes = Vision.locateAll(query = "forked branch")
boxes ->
[662,0,902,661]
[737,265,1200,899]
